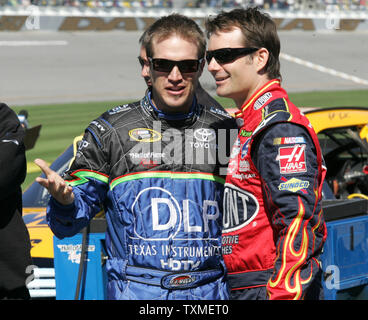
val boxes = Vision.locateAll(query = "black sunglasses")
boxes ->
[148,57,203,73]
[206,47,259,64]
[138,56,149,67]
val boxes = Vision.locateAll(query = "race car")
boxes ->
[304,107,368,200]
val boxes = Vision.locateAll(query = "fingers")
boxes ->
[35,176,50,189]
[34,158,53,177]
[34,158,75,205]
[61,184,75,204]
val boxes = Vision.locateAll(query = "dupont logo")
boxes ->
[169,275,196,287]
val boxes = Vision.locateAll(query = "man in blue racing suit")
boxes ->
[35,14,236,300]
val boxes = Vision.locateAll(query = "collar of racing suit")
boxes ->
[141,89,202,124]
[233,79,284,127]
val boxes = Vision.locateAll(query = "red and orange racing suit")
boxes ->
[222,80,327,300]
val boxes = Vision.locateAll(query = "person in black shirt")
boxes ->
[0,103,32,299]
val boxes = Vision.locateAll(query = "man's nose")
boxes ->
[207,57,220,72]
[168,65,183,81]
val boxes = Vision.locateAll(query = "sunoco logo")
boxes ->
[278,178,309,193]
[223,183,259,233]
[169,275,195,287]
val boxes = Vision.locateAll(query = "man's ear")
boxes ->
[198,58,205,77]
[255,48,269,73]
[148,63,155,80]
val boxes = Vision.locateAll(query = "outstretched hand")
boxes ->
[34,158,75,206]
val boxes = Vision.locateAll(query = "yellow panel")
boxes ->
[23,208,54,259]
[306,108,368,134]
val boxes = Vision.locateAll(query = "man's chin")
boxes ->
[216,87,229,98]
[163,96,191,113]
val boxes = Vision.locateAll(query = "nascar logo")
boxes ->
[273,136,306,145]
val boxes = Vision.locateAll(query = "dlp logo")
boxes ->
[131,187,220,240]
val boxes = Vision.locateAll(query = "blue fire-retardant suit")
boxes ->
[46,91,237,300]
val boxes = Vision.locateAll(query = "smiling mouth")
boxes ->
[215,75,229,85]
[167,87,185,95]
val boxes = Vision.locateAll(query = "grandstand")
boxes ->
[0,0,367,10]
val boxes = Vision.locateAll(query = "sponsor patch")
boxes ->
[240,139,250,159]
[240,129,252,138]
[129,128,162,142]
[169,275,196,287]
[273,136,306,145]
[108,104,131,115]
[227,159,238,174]
[222,183,259,233]
[278,177,309,193]
[230,137,241,159]
[193,128,216,142]
[90,120,106,133]
[209,106,232,118]
[254,92,272,110]
[239,160,250,172]
[276,144,307,174]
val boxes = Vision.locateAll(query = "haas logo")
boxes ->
[276,144,307,174]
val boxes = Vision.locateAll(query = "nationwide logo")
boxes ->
[278,177,309,193]
[169,275,196,287]
[129,128,162,142]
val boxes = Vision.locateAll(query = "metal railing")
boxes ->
[27,267,56,299]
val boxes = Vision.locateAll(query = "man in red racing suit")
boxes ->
[206,8,327,299]
[223,79,327,299]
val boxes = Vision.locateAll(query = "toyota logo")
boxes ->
[194,128,216,142]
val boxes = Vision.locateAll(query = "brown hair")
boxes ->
[143,13,206,60]
[205,7,281,80]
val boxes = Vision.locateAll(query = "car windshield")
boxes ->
[318,125,368,198]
